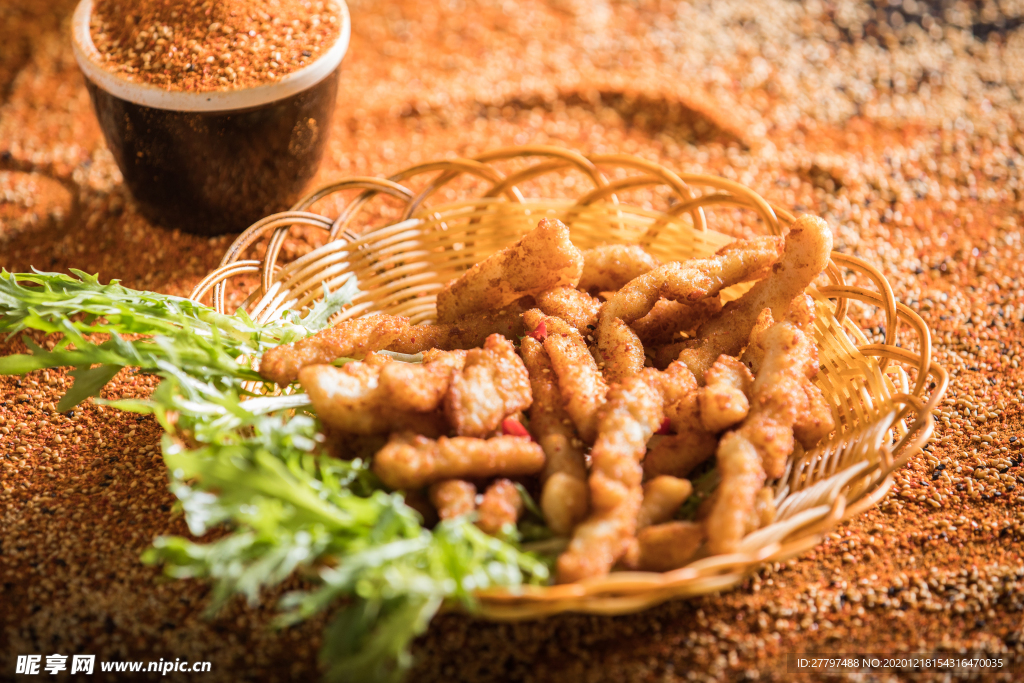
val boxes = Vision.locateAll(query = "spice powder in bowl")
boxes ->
[89,0,342,92]
[72,0,350,236]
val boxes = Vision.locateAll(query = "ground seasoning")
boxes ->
[2,0,1024,681]
[88,0,341,91]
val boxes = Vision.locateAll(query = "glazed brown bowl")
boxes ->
[71,0,351,235]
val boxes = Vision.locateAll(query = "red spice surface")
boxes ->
[2,0,1024,681]
[89,0,341,91]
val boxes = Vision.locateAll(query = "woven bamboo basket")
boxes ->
[189,146,948,620]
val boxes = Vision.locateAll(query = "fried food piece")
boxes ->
[746,486,777,533]
[739,307,774,372]
[299,358,445,436]
[477,478,525,535]
[544,331,608,444]
[376,349,467,413]
[794,382,835,449]
[643,430,719,479]
[373,432,545,489]
[744,321,820,478]
[435,218,584,324]
[677,215,832,382]
[557,370,665,583]
[386,301,531,354]
[597,236,784,383]
[536,286,602,332]
[444,334,533,437]
[636,521,705,572]
[522,307,577,338]
[642,361,718,478]
[637,476,693,529]
[699,355,755,433]
[429,480,477,520]
[630,297,723,347]
[260,314,410,385]
[520,337,589,536]
[704,431,766,555]
[578,244,660,293]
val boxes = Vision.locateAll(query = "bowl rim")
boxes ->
[71,0,350,113]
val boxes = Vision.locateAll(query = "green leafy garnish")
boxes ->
[0,270,548,681]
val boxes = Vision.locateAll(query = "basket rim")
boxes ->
[189,149,948,619]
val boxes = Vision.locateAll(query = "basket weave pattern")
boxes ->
[189,147,947,620]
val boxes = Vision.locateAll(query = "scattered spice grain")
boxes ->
[89,0,341,92]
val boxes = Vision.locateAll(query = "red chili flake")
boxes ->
[528,320,547,341]
[656,418,672,435]
[502,417,531,439]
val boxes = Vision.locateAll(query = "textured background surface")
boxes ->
[2,0,1023,680]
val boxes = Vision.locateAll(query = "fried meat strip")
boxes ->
[429,480,477,520]
[704,431,766,555]
[299,357,445,436]
[578,244,660,293]
[637,476,693,529]
[630,297,722,347]
[536,286,602,332]
[596,236,784,383]
[435,218,584,323]
[260,314,410,385]
[377,349,467,413]
[557,370,665,583]
[444,334,532,437]
[477,479,525,535]
[386,301,530,354]
[373,432,545,489]
[699,355,755,433]
[677,215,832,382]
[520,337,589,536]
[543,331,608,444]
[636,521,705,572]
[643,361,718,479]
[704,320,825,554]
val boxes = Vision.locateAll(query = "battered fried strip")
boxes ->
[643,430,719,479]
[793,382,835,450]
[636,521,705,572]
[299,358,446,436]
[372,432,545,489]
[477,479,525,535]
[704,431,766,555]
[578,244,660,293]
[699,355,755,433]
[637,476,693,529]
[522,308,577,338]
[630,297,722,347]
[260,314,410,385]
[377,349,467,413]
[435,218,584,323]
[543,332,608,444]
[386,301,530,354]
[642,361,718,478]
[677,215,833,382]
[429,480,477,519]
[557,370,665,583]
[597,236,784,383]
[444,334,532,437]
[746,486,777,533]
[520,337,589,536]
[704,321,823,553]
[536,286,602,332]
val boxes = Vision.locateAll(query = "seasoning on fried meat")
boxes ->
[435,218,584,323]
[260,314,410,385]
[443,334,532,437]
[699,355,755,433]
[477,478,525,535]
[372,432,545,489]
[557,370,665,583]
[429,479,477,520]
